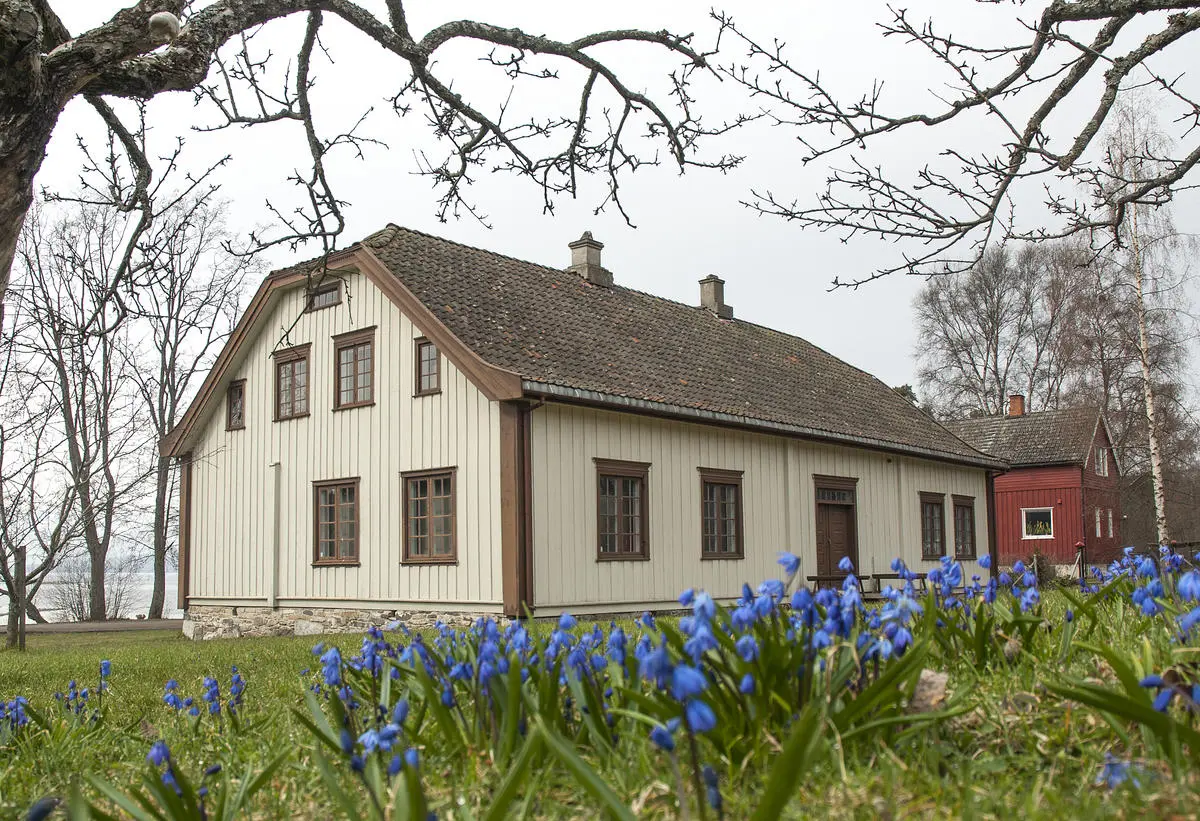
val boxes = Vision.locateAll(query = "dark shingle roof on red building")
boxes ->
[942,406,1100,467]
[359,225,998,467]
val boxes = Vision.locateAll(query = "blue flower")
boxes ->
[837,556,854,573]
[693,592,716,623]
[671,665,707,701]
[1152,689,1174,712]
[1178,571,1200,602]
[735,634,758,663]
[1139,674,1164,689]
[678,588,696,607]
[1096,754,1140,789]
[777,552,801,577]
[404,748,420,769]
[393,699,410,725]
[146,741,170,767]
[340,728,355,755]
[739,673,756,694]
[650,720,677,752]
[684,699,717,733]
[978,554,992,569]
[557,613,577,631]
[702,765,723,812]
[388,754,403,776]
[99,660,111,678]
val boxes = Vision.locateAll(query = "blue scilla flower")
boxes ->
[340,728,355,755]
[320,646,343,687]
[1180,606,1200,638]
[702,765,723,813]
[650,721,677,752]
[1178,571,1200,602]
[1019,588,1040,612]
[1136,557,1157,579]
[739,673,755,694]
[685,699,717,733]
[735,634,758,663]
[837,556,854,573]
[683,624,719,662]
[978,554,992,569]
[99,660,111,678]
[147,740,171,767]
[758,579,785,600]
[778,552,801,577]
[404,748,420,769]
[678,588,696,607]
[1013,560,1026,575]
[671,665,707,701]
[201,677,221,715]
[1140,674,1164,688]
[1096,754,1140,789]
[388,754,404,777]
[731,605,757,632]
[557,613,577,631]
[693,592,716,623]
[393,699,410,726]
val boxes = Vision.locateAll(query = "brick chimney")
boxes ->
[568,231,612,287]
[1008,394,1025,417]
[699,275,733,319]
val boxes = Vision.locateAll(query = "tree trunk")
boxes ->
[148,454,170,618]
[0,90,61,302]
[4,603,17,649]
[1130,204,1171,545]
[89,546,107,621]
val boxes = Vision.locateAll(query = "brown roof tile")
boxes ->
[360,225,998,466]
[942,407,1100,467]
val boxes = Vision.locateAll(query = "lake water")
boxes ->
[1,571,182,622]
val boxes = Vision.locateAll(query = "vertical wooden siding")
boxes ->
[187,271,503,610]
[993,466,1083,565]
[529,404,989,611]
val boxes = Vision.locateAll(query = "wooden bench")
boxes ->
[871,572,927,596]
[806,574,869,595]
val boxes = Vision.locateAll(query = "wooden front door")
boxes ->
[816,502,856,576]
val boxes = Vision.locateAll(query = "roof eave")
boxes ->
[522,381,1008,470]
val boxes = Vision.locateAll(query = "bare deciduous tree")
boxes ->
[12,205,152,621]
[0,1,743,305]
[717,3,1200,286]
[124,194,252,618]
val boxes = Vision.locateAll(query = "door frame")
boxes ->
[813,474,860,575]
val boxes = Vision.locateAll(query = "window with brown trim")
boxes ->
[403,468,457,563]
[334,328,375,409]
[595,458,649,560]
[699,468,743,559]
[952,495,976,560]
[314,478,359,565]
[415,338,440,396]
[273,344,310,421]
[226,379,246,431]
[306,281,341,311]
[920,492,945,560]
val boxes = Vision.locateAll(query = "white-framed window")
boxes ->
[1107,509,1114,538]
[1095,446,1109,476]
[1022,507,1054,539]
[1095,508,1102,538]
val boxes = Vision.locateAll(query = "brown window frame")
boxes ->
[273,344,311,422]
[333,327,376,411]
[952,494,976,560]
[312,477,360,566]
[225,379,246,431]
[414,337,441,397]
[920,491,946,561]
[305,280,341,312]
[402,467,458,565]
[699,467,744,560]
[595,458,650,561]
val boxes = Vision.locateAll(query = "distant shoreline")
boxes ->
[1,571,182,622]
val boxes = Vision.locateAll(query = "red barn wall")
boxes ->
[994,466,1084,565]
[1082,425,1123,564]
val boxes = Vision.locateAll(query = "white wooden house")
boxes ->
[163,227,1004,638]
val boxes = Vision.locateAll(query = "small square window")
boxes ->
[1022,508,1054,539]
[226,380,246,431]
[415,338,440,396]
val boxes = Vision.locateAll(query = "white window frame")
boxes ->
[1095,447,1109,476]
[1095,508,1102,538]
[1021,507,1054,540]
[1107,509,1114,538]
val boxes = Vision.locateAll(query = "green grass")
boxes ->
[1,589,1198,819]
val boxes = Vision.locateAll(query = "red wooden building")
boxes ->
[945,397,1122,567]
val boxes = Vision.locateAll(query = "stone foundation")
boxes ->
[182,604,485,641]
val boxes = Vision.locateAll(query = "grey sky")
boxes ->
[37,1,1200,392]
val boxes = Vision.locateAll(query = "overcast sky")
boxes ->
[38,1,1200,393]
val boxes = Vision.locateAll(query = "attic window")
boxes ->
[226,380,246,431]
[306,281,340,311]
[415,338,440,396]
[1094,446,1109,476]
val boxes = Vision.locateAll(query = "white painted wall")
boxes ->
[187,270,504,612]
[529,403,989,612]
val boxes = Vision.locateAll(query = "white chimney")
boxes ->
[699,275,733,319]
[568,231,612,287]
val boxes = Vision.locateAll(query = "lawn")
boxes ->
[1,555,1199,820]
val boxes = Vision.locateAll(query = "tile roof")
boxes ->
[942,406,1100,467]
[358,225,999,467]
